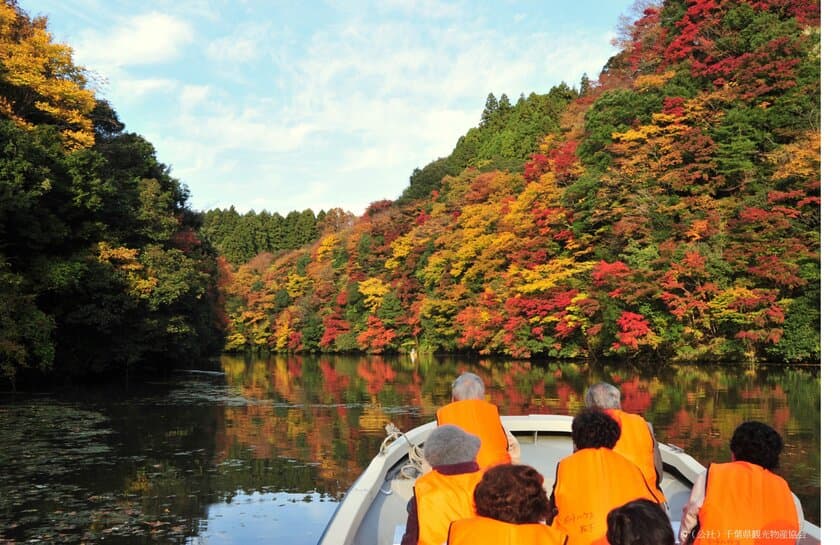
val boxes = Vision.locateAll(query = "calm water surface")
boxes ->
[0,355,820,544]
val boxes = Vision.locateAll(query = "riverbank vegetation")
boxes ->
[0,0,820,387]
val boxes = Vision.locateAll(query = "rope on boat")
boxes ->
[380,423,427,479]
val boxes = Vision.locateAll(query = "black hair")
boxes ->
[730,421,783,470]
[606,499,674,545]
[572,408,620,450]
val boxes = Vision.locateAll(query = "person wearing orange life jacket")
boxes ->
[585,382,665,504]
[401,425,484,545]
[549,408,660,545]
[448,464,569,545]
[678,421,804,545]
[436,372,519,469]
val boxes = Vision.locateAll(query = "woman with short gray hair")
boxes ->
[401,425,483,545]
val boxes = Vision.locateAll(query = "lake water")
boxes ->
[0,354,820,544]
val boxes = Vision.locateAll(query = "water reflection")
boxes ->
[0,355,820,545]
[187,491,335,545]
[217,354,819,526]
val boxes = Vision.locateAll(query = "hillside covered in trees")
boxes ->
[220,0,820,363]
[200,206,356,266]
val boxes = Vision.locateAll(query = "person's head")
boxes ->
[606,499,674,545]
[473,464,551,524]
[424,424,481,467]
[585,382,622,410]
[730,421,783,470]
[451,372,485,401]
[572,408,621,450]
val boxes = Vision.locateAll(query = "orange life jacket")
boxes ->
[694,461,799,545]
[605,408,666,503]
[449,516,569,545]
[436,399,511,468]
[551,447,659,545]
[415,469,483,545]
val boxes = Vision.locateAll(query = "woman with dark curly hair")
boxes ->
[678,421,803,545]
[549,408,660,545]
[447,464,568,544]
[607,499,674,545]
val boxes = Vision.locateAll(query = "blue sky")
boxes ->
[21,0,638,216]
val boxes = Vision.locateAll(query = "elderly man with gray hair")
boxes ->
[401,425,483,545]
[436,372,520,468]
[585,382,665,503]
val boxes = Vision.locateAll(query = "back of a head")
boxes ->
[606,499,674,545]
[572,408,621,450]
[424,424,481,467]
[585,382,622,409]
[473,464,550,524]
[730,420,783,470]
[451,372,485,401]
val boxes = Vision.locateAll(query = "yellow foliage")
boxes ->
[96,242,159,296]
[565,293,591,329]
[421,253,449,288]
[97,242,142,271]
[508,258,594,294]
[633,71,675,90]
[451,231,497,278]
[224,332,247,351]
[613,119,683,143]
[613,127,651,142]
[316,234,339,262]
[768,130,820,181]
[0,4,96,149]
[385,234,415,270]
[358,277,390,312]
[651,112,678,125]
[285,273,311,297]
[131,277,158,296]
[708,287,763,324]
[273,316,293,350]
[681,86,738,128]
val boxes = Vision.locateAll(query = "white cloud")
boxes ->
[379,0,463,18]
[110,78,178,101]
[153,12,620,216]
[179,85,212,107]
[73,12,194,69]
[205,29,262,63]
[193,115,316,153]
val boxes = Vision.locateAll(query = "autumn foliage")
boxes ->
[216,0,819,364]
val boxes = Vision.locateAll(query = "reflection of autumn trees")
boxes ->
[209,354,817,523]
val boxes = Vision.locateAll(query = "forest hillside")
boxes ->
[219,0,820,364]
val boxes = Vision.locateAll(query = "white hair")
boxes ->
[584,382,622,409]
[424,425,480,466]
[451,372,485,401]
